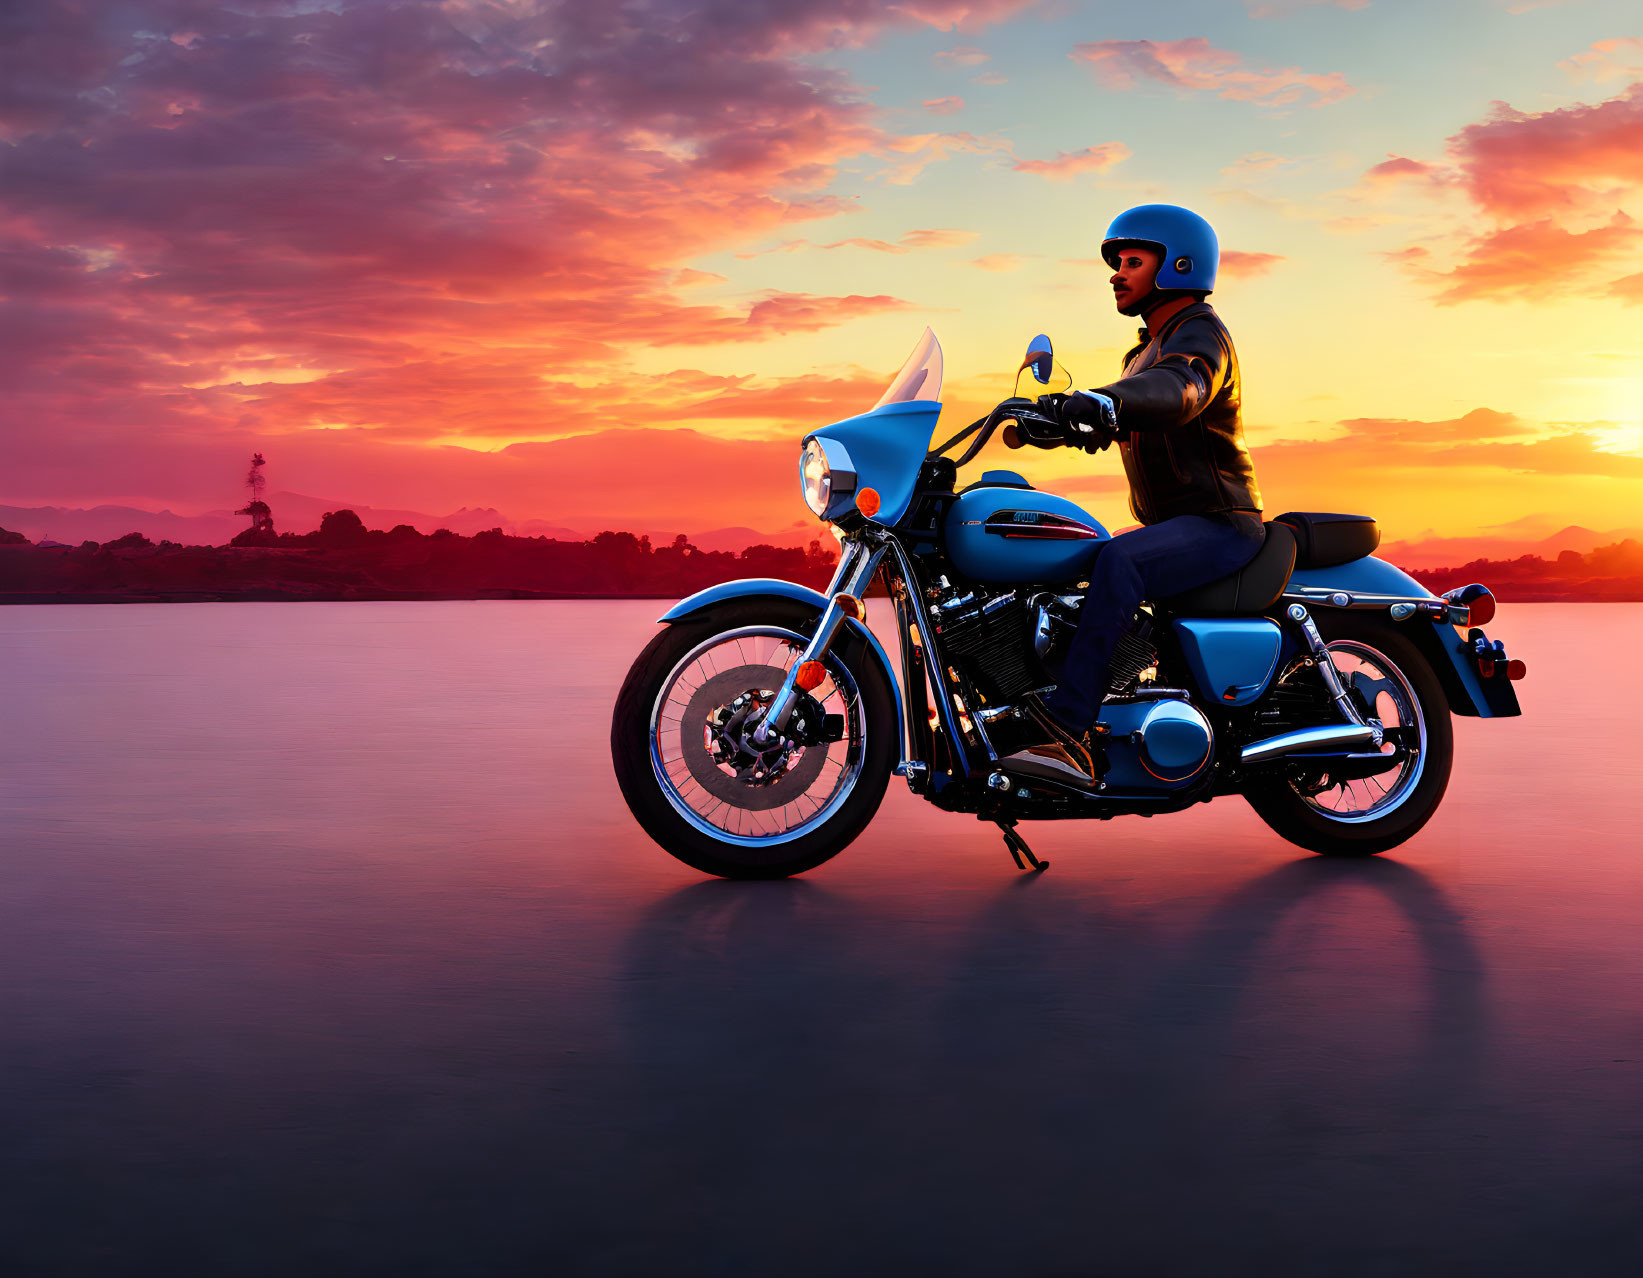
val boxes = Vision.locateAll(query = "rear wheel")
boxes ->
[1245,615,1452,857]
[611,599,897,879]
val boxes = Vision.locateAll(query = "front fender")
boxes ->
[1290,556,1518,718]
[659,578,906,742]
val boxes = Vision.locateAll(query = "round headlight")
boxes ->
[801,439,831,517]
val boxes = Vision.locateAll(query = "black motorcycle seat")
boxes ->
[1273,511,1379,568]
[1160,521,1297,614]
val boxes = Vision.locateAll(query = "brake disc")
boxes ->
[678,665,831,812]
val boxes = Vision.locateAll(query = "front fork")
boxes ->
[752,540,885,745]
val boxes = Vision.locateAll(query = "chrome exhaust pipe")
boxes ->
[1241,723,1377,764]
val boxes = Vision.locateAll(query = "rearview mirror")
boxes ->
[1021,333,1053,384]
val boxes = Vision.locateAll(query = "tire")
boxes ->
[611,598,898,879]
[1244,613,1453,857]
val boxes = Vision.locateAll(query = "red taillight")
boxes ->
[1468,590,1496,627]
[1507,659,1526,681]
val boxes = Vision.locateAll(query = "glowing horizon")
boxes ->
[3,1,1640,543]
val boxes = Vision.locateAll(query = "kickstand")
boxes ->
[996,819,1049,872]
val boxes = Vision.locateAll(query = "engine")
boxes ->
[929,583,1162,707]
[928,585,1041,706]
[930,582,1214,791]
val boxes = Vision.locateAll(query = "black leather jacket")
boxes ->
[1094,301,1262,525]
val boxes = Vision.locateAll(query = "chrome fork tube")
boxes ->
[883,537,994,772]
[754,541,885,744]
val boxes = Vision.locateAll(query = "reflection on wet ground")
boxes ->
[0,602,1638,1275]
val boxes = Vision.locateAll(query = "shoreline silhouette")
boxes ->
[2,514,1639,604]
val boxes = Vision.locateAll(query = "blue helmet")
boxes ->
[1101,204,1219,293]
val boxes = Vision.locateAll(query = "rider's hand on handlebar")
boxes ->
[1046,389,1118,453]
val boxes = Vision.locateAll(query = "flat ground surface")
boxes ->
[1,601,1638,1277]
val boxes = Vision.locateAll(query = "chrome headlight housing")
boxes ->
[800,437,856,519]
[800,439,831,517]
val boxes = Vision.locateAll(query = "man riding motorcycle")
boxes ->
[1014,204,1266,780]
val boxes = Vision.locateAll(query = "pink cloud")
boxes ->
[1219,250,1286,279]
[1446,84,1643,219]
[900,227,981,249]
[934,45,991,67]
[1364,155,1440,183]
[923,96,965,115]
[0,0,1048,512]
[1070,37,1354,108]
[1011,142,1131,181]
[1559,37,1643,83]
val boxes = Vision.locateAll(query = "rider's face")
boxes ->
[1109,246,1161,316]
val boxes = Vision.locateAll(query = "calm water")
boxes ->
[0,601,1639,1275]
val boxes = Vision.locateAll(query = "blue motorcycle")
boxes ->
[612,331,1523,878]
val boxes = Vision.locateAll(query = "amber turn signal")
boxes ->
[834,592,866,621]
[794,660,827,692]
[855,487,881,518]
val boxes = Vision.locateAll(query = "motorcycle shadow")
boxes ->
[607,859,1492,1275]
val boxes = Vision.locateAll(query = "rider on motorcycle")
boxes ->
[1018,204,1266,779]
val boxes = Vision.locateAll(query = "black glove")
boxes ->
[1044,390,1118,453]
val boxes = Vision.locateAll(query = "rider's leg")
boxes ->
[1042,513,1265,732]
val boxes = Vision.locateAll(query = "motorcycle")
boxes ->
[611,329,1523,878]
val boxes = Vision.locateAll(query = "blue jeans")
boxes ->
[1043,512,1266,730]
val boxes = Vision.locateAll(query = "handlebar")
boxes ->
[928,398,1112,465]
[928,398,1057,467]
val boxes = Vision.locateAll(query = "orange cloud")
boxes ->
[1560,37,1643,84]
[1607,271,1643,304]
[1070,37,1354,108]
[1011,142,1131,181]
[971,254,1027,271]
[900,227,981,249]
[1415,214,1643,305]
[1447,83,1643,219]
[1219,250,1286,279]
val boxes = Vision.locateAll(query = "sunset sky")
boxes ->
[3,0,1641,544]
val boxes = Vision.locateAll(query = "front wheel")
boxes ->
[1244,615,1453,857]
[611,599,898,879]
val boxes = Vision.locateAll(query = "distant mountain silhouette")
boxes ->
[0,516,839,602]
[1381,522,1643,570]
[0,497,817,555]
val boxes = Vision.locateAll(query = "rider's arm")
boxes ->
[1092,315,1230,432]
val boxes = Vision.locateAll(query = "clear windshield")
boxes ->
[872,327,943,409]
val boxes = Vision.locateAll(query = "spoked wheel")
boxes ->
[1245,615,1452,857]
[612,599,897,879]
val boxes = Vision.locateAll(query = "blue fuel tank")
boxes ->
[944,480,1110,584]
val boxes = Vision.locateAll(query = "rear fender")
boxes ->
[1289,556,1519,718]
[659,578,907,742]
